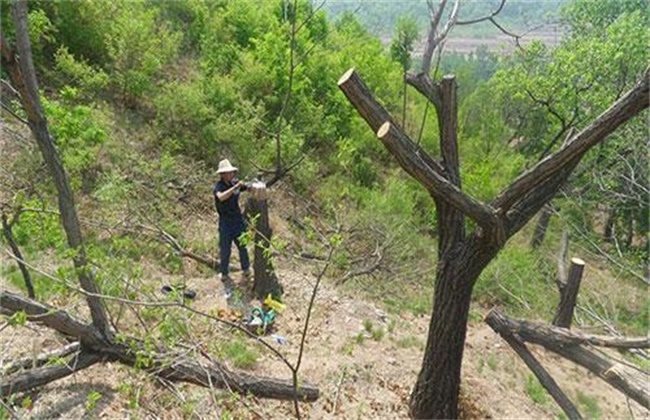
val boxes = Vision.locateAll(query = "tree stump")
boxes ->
[553,257,585,328]
[246,182,282,300]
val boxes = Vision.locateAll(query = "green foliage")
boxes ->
[475,244,556,317]
[524,374,548,406]
[390,16,419,72]
[219,335,259,369]
[575,390,601,419]
[54,47,109,97]
[104,1,181,107]
[42,94,106,192]
[85,391,102,412]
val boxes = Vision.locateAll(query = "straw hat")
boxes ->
[217,159,238,174]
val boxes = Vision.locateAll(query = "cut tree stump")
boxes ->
[246,182,282,300]
[553,257,585,328]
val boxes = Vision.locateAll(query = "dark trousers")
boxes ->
[219,219,250,277]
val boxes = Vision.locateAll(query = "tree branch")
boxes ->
[456,0,506,25]
[2,342,81,376]
[493,71,650,214]
[377,122,498,233]
[487,310,650,409]
[0,291,320,401]
[7,0,112,338]
[1,351,103,397]
[486,313,582,419]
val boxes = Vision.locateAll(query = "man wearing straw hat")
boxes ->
[213,158,251,283]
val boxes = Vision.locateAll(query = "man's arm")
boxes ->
[216,181,244,202]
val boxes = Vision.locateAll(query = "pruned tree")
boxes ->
[0,0,319,405]
[337,0,649,417]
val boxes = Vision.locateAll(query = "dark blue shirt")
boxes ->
[213,179,247,220]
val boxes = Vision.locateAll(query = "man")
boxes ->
[213,158,251,282]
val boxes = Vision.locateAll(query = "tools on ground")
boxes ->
[161,284,197,300]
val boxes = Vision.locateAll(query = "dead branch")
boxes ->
[2,342,81,376]
[486,312,582,419]
[336,235,391,285]
[0,290,320,401]
[1,351,103,396]
[486,310,650,409]
[421,0,460,75]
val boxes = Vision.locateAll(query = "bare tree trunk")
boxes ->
[3,0,111,338]
[410,75,469,419]
[246,183,282,300]
[1,212,35,298]
[553,258,585,328]
[531,203,553,249]
[604,208,616,243]
[409,238,499,419]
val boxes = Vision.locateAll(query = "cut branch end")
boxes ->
[377,121,391,138]
[337,68,355,86]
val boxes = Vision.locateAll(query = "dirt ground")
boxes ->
[2,255,648,419]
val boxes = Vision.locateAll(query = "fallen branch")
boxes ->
[485,312,581,419]
[1,351,102,396]
[2,342,81,376]
[486,310,649,409]
[0,291,319,402]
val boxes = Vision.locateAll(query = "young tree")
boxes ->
[389,16,419,127]
[338,0,649,417]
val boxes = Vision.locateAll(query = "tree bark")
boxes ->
[2,342,81,376]
[487,310,650,409]
[531,203,553,249]
[1,352,102,396]
[1,212,35,298]
[553,258,585,328]
[485,313,582,419]
[409,237,499,419]
[245,183,282,300]
[4,0,111,338]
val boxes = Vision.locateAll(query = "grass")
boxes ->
[220,336,258,369]
[524,374,548,406]
[575,390,600,419]
[395,335,421,349]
